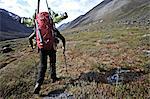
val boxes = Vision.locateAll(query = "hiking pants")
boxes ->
[36,48,56,85]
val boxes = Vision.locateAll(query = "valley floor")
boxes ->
[0,26,149,98]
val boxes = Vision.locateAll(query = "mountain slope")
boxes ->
[59,0,150,30]
[0,9,32,41]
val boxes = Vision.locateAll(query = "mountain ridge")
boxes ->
[58,0,150,31]
[0,8,32,41]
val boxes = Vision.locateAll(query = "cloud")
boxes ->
[0,0,104,25]
[54,0,103,26]
[0,0,5,3]
[17,0,29,6]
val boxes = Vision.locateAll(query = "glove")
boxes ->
[62,12,68,19]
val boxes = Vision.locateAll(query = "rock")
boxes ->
[1,46,13,53]
[106,67,131,84]
[142,34,150,38]
[79,71,103,83]
[107,73,123,84]
[43,92,74,99]
[143,50,150,57]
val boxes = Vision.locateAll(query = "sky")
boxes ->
[0,0,104,26]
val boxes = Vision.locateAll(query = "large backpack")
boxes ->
[35,12,55,50]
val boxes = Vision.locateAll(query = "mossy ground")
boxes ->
[0,26,149,98]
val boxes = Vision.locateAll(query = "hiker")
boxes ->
[29,9,68,49]
[29,9,68,94]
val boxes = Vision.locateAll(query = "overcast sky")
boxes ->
[0,0,104,26]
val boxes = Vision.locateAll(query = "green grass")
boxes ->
[0,52,39,98]
[0,38,40,98]
[0,25,149,98]
[63,26,150,98]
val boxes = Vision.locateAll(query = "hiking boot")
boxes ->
[33,83,41,94]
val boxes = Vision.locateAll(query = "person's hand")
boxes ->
[62,12,68,19]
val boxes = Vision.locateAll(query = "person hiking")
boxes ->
[29,9,68,49]
[29,5,68,94]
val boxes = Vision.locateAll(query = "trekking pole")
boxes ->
[46,0,49,11]
[35,20,43,44]
[45,0,55,38]
[35,0,43,44]
[46,0,68,74]
[37,0,40,13]
[46,0,52,17]
[63,50,68,73]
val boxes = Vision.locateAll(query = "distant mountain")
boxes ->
[58,0,150,30]
[0,8,21,22]
[0,8,32,41]
[58,22,71,31]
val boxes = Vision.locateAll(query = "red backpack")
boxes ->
[35,12,55,50]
